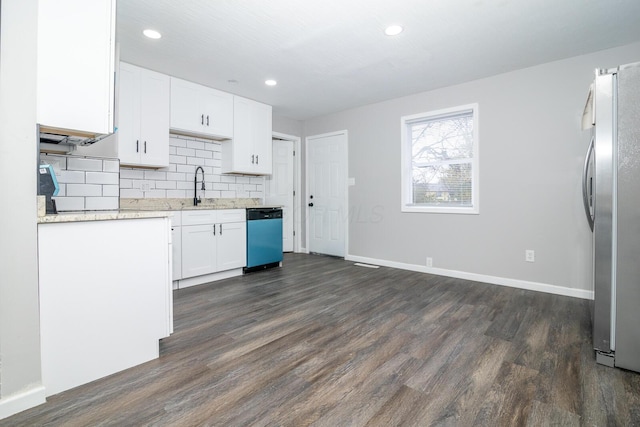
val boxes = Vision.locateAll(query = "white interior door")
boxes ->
[265,139,294,252]
[307,131,347,257]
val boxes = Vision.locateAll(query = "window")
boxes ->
[401,104,479,214]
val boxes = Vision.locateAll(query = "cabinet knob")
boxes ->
[136,140,139,153]
[251,155,255,164]
[206,115,210,126]
[201,114,204,125]
[308,203,314,207]
[256,155,259,164]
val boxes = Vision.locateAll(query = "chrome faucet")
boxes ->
[194,166,205,206]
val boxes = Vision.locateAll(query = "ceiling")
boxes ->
[117,0,640,121]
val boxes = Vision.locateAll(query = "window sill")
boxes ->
[401,205,479,215]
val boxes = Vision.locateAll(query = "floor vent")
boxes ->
[354,263,380,269]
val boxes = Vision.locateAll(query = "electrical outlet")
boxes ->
[426,257,433,268]
[525,250,535,262]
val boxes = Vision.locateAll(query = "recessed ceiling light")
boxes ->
[265,79,277,86]
[384,25,403,36]
[143,29,162,39]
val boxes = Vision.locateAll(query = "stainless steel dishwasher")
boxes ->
[245,207,283,272]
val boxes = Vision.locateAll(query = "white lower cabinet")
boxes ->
[180,209,246,281]
[182,223,218,278]
[217,221,247,271]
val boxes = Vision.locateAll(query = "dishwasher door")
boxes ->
[246,208,283,269]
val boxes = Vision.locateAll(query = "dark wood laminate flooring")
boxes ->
[3,253,639,426]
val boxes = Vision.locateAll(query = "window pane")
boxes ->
[411,113,473,164]
[412,162,472,206]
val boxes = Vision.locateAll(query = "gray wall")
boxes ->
[304,41,640,292]
[0,0,43,416]
[273,113,303,138]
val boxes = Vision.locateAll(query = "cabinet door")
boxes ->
[117,63,141,165]
[217,222,247,271]
[181,224,217,278]
[251,101,273,174]
[201,88,234,138]
[170,77,201,134]
[222,97,272,175]
[37,0,115,134]
[229,96,255,172]
[139,69,170,167]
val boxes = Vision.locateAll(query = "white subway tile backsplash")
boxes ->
[121,188,144,198]
[176,164,193,173]
[144,171,167,181]
[186,140,205,150]
[156,181,177,190]
[166,172,186,181]
[67,157,103,172]
[53,196,85,211]
[103,160,119,173]
[57,170,85,184]
[103,185,120,197]
[120,169,144,179]
[41,154,120,211]
[114,135,265,200]
[169,155,187,165]
[166,190,187,198]
[177,147,196,157]
[86,171,119,185]
[85,197,119,210]
[67,184,103,197]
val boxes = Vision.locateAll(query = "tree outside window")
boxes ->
[401,104,478,214]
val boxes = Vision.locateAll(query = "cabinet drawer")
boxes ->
[181,210,217,226]
[218,209,246,223]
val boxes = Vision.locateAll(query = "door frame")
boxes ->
[271,131,302,253]
[305,130,349,257]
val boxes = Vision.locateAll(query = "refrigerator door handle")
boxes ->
[582,136,595,231]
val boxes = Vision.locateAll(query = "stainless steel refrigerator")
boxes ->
[582,61,640,372]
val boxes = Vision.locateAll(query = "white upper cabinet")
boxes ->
[170,77,234,139]
[118,62,170,168]
[221,96,273,175]
[37,0,115,135]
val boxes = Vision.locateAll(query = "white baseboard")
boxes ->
[345,254,594,300]
[0,385,46,420]
[176,268,243,289]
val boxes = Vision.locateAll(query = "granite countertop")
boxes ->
[37,197,281,224]
[119,198,264,211]
[38,210,173,224]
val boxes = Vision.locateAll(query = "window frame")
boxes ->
[400,103,479,214]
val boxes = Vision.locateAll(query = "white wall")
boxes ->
[303,41,640,295]
[0,0,46,419]
[273,114,303,138]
